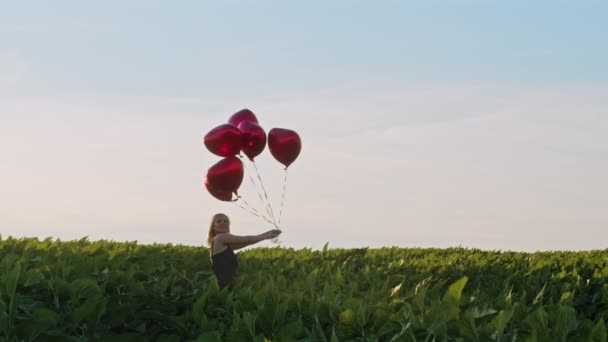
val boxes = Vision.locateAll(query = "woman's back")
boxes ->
[210,236,239,289]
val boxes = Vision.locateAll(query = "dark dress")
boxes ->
[210,241,239,289]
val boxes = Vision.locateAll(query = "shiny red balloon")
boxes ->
[228,109,258,127]
[268,128,302,168]
[203,124,242,157]
[238,121,266,161]
[204,176,233,201]
[205,156,244,201]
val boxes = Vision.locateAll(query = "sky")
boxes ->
[1,1,607,251]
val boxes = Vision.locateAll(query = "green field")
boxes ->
[0,237,606,341]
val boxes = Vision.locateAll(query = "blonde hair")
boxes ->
[207,213,229,246]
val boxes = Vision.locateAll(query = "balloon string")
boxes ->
[234,196,276,226]
[242,158,274,223]
[234,191,282,245]
[252,161,279,229]
[237,195,273,224]
[278,168,288,227]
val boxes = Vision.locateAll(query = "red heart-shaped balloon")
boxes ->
[203,124,241,157]
[228,109,258,127]
[238,121,266,161]
[205,156,244,200]
[268,128,301,168]
[204,176,233,201]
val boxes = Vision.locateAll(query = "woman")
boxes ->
[207,213,282,289]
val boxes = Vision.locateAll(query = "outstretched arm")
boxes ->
[217,230,281,250]
[227,242,249,251]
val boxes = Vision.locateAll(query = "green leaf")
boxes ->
[192,293,208,327]
[243,312,257,338]
[339,309,354,325]
[70,278,102,299]
[156,335,181,342]
[92,333,146,342]
[456,310,479,342]
[472,306,498,319]
[253,287,267,308]
[72,296,107,329]
[443,276,468,306]
[533,283,547,305]
[226,313,250,341]
[0,312,8,334]
[1,253,19,273]
[335,268,343,285]
[554,305,578,341]
[412,276,432,312]
[330,327,339,342]
[22,269,45,287]
[526,307,549,338]
[273,300,288,327]
[491,307,513,340]
[426,276,469,334]
[276,318,304,341]
[193,331,222,342]
[31,307,59,329]
[4,262,22,329]
[559,291,574,305]
[589,319,606,342]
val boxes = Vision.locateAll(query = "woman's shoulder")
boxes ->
[213,233,230,242]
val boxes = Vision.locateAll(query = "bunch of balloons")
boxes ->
[203,109,302,229]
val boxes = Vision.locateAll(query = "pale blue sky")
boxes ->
[3,1,607,95]
[1,1,607,251]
